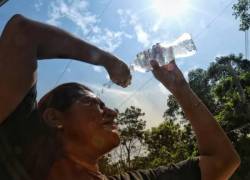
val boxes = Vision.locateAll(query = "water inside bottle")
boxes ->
[101,33,197,93]
[162,33,197,59]
[131,33,197,73]
[130,51,153,72]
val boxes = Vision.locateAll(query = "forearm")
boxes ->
[172,83,240,177]
[173,84,235,155]
[151,59,240,179]
[21,15,113,67]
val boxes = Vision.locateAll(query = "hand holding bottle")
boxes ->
[150,59,188,95]
[131,33,197,73]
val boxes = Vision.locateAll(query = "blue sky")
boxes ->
[0,0,246,127]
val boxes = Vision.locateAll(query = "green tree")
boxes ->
[99,106,147,175]
[115,106,146,170]
[100,56,250,179]
[207,54,248,104]
[144,119,198,168]
[164,94,184,121]
[233,0,250,31]
[163,54,250,179]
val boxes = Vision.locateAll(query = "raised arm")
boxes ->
[0,14,131,124]
[150,60,240,180]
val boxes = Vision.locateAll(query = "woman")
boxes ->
[0,14,240,180]
[0,14,130,180]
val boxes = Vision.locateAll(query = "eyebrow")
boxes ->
[95,97,105,107]
[80,96,105,107]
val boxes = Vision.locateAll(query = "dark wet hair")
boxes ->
[27,82,93,180]
[38,82,93,114]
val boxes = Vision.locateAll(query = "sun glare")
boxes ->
[153,0,189,18]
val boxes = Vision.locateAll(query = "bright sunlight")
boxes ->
[152,0,190,18]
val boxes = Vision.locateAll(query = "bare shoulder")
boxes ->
[0,14,37,124]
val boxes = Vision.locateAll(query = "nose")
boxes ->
[103,107,118,118]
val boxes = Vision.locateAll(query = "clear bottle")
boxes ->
[130,33,197,73]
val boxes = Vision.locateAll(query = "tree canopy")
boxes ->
[233,0,250,31]
[100,55,250,179]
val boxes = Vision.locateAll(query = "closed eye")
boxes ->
[99,101,105,109]
[78,97,105,109]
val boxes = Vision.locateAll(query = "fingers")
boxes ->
[123,76,132,87]
[150,60,162,80]
[126,75,132,86]
[112,75,132,88]
[167,62,175,71]
[150,60,160,71]
[151,59,177,72]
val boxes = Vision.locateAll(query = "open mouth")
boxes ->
[102,119,118,130]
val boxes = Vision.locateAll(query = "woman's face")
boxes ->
[61,89,120,154]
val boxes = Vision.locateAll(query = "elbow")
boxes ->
[2,14,29,37]
[6,14,27,29]
[216,151,241,179]
[231,152,241,170]
[9,14,25,21]
[227,148,241,169]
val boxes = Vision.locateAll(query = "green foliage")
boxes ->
[144,120,198,168]
[164,94,183,120]
[100,55,250,180]
[162,54,250,179]
[168,54,250,179]
[100,106,147,175]
[115,106,146,170]
[233,0,250,31]
[188,68,216,113]
[116,106,146,145]
[99,155,117,176]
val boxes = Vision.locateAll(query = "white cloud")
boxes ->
[152,19,163,32]
[116,90,166,128]
[104,88,132,97]
[184,70,189,80]
[134,25,150,47]
[34,0,43,12]
[47,0,97,34]
[117,9,150,47]
[117,9,172,48]
[88,29,126,52]
[105,74,110,80]
[93,66,103,73]
[47,0,130,52]
[158,83,169,95]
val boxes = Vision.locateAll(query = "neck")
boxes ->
[63,139,102,173]
[67,153,99,173]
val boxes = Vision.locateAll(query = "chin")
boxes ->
[102,125,120,146]
[110,130,120,148]
[93,128,121,155]
[104,132,121,155]
[104,128,120,149]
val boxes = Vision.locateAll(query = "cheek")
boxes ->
[65,104,102,127]
[62,111,92,140]
[89,122,121,147]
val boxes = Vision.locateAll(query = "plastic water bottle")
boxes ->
[101,33,197,92]
[130,33,197,72]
